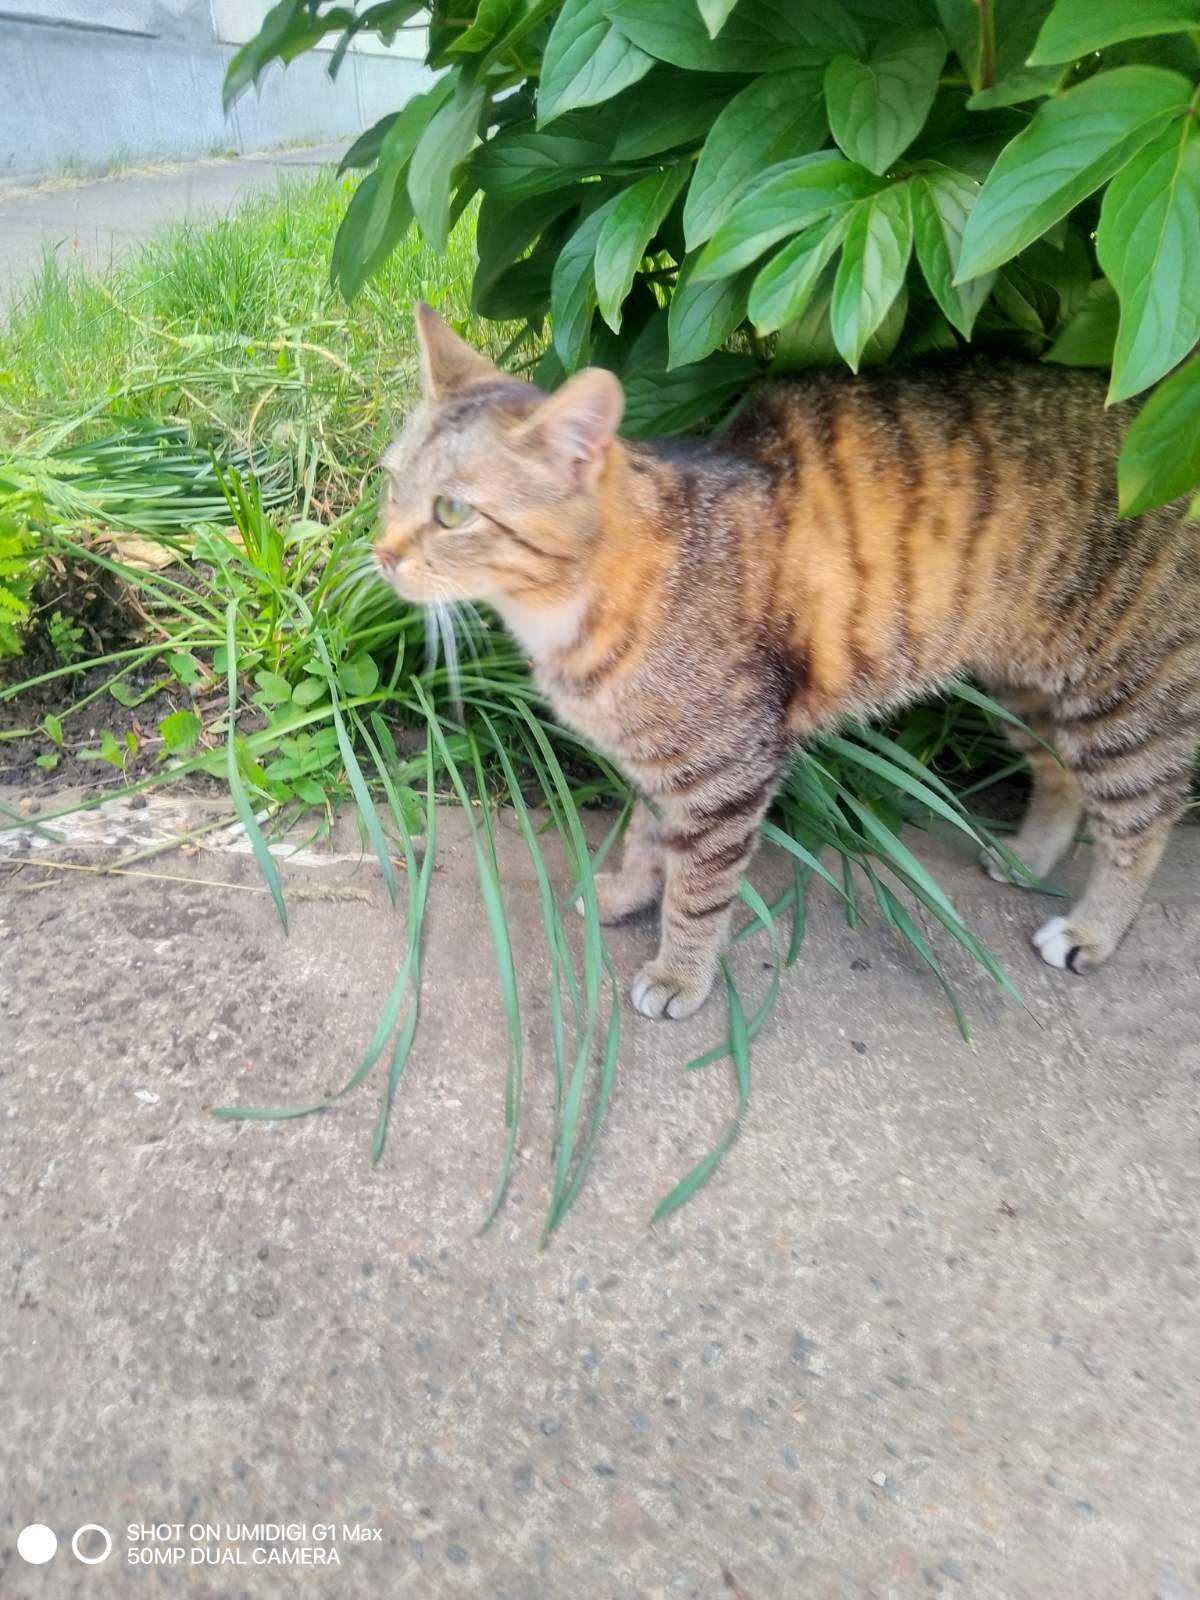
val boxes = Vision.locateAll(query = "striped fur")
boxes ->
[377,307,1200,1017]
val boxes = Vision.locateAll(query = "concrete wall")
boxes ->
[0,3,430,179]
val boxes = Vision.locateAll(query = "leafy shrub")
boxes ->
[229,0,1200,514]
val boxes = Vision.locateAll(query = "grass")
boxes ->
[0,167,1032,1234]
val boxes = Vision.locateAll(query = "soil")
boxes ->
[0,659,227,797]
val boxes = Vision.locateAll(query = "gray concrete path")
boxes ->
[2,788,1197,1598]
[0,144,345,302]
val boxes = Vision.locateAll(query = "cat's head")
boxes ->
[374,304,624,612]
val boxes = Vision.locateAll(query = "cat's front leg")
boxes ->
[631,781,772,1021]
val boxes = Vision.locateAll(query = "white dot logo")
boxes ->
[71,1524,113,1565]
[17,1524,58,1564]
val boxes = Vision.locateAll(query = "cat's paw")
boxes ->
[981,847,1042,887]
[575,872,661,925]
[1032,915,1115,974]
[980,848,1012,884]
[630,960,714,1021]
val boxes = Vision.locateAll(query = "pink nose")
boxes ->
[374,543,399,570]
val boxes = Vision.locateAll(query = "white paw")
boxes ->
[1032,915,1111,973]
[1033,915,1075,968]
[630,962,713,1021]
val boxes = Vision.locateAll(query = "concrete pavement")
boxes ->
[0,144,345,301]
[2,788,1197,1597]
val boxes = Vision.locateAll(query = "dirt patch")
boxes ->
[0,660,228,798]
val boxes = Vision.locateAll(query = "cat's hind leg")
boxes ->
[1032,691,1196,972]
[981,689,1083,884]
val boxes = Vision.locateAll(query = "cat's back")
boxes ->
[722,357,1118,489]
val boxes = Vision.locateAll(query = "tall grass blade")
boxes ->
[223,596,286,932]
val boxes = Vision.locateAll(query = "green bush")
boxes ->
[229,0,1200,514]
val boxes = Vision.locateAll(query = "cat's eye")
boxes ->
[432,494,472,529]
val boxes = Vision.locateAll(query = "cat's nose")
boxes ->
[374,541,399,570]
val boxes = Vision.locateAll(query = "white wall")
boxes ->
[0,3,431,177]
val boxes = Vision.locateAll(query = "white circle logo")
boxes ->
[71,1524,113,1565]
[17,1524,58,1564]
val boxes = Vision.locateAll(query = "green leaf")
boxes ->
[35,753,59,771]
[935,0,1056,93]
[1118,353,1200,513]
[748,214,851,334]
[551,192,622,368]
[362,77,454,259]
[473,187,581,313]
[955,66,1193,280]
[622,340,761,435]
[668,253,752,366]
[595,164,690,332]
[610,72,743,160]
[538,0,655,125]
[1030,0,1200,65]
[340,652,380,697]
[771,269,842,370]
[473,109,626,199]
[446,0,520,55]
[966,65,1062,110]
[912,166,994,336]
[159,709,202,754]
[695,153,882,280]
[254,669,293,705]
[824,29,947,177]
[1097,117,1200,403]
[408,77,485,252]
[830,184,914,371]
[223,0,350,109]
[697,0,739,36]
[330,170,414,301]
[292,674,330,707]
[167,650,199,685]
[607,0,826,72]
[683,69,828,249]
[337,112,398,175]
[42,713,63,747]
[1043,280,1120,366]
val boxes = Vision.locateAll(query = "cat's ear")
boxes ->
[413,301,498,397]
[524,368,624,492]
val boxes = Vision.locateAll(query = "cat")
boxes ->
[375,302,1199,1021]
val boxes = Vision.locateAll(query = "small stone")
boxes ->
[870,1471,887,1488]
[702,1341,724,1367]
[940,1558,965,1583]
[446,1544,469,1565]
[851,1040,867,1055]
[539,1418,561,1436]
[593,1462,617,1477]
[513,1466,533,1493]
[128,795,148,810]
[791,1331,817,1364]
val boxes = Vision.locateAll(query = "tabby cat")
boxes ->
[375,304,1198,1021]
